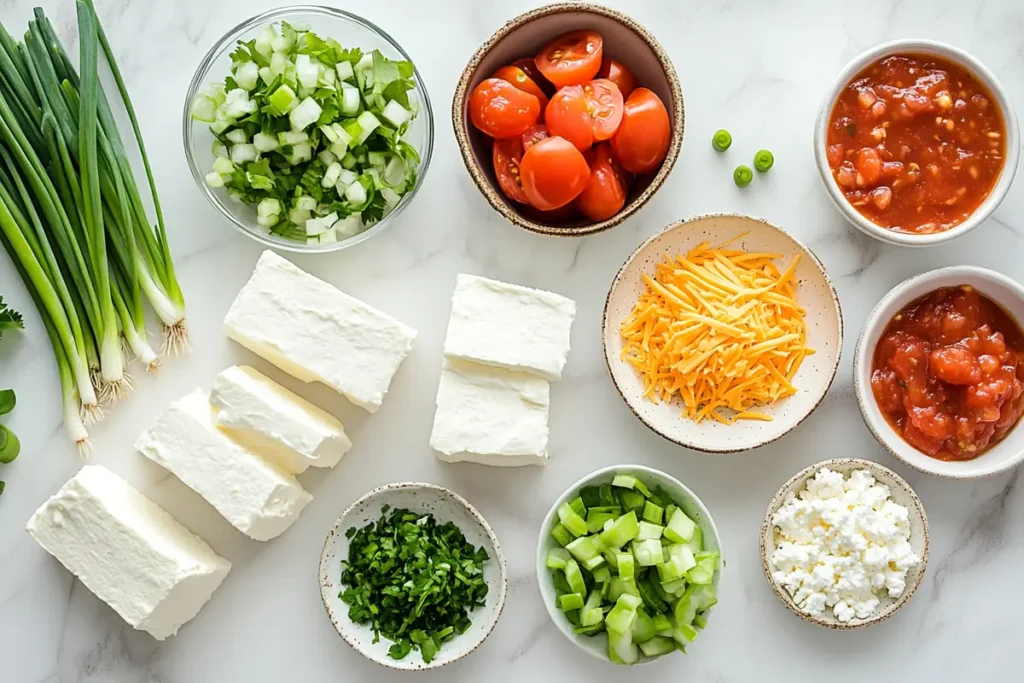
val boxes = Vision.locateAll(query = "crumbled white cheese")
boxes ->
[770,468,920,623]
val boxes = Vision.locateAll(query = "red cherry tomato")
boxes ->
[546,85,593,151]
[469,78,540,139]
[597,58,637,98]
[492,65,549,117]
[535,30,603,88]
[492,138,529,204]
[610,87,671,174]
[582,79,624,141]
[511,57,556,96]
[519,136,591,210]
[576,143,629,221]
[522,124,551,150]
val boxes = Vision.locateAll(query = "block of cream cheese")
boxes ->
[26,465,230,640]
[430,359,549,467]
[210,365,352,474]
[223,250,417,412]
[443,274,577,381]
[136,388,312,541]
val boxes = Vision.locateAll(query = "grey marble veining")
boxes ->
[2,0,1024,681]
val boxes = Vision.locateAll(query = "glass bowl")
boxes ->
[182,5,434,253]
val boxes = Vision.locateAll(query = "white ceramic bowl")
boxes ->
[760,458,929,629]
[319,482,507,670]
[535,465,723,664]
[603,214,843,453]
[854,266,1024,478]
[814,39,1019,247]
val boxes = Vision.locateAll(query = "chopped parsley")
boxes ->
[0,296,23,340]
[340,505,489,663]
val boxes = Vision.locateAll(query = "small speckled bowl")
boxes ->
[603,214,843,453]
[854,266,1024,479]
[319,482,507,670]
[452,3,683,237]
[760,458,929,629]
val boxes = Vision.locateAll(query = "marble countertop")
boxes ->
[3,0,1024,681]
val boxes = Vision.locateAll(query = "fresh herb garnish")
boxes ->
[0,296,23,340]
[340,505,489,663]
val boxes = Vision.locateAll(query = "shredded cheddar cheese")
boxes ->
[620,235,815,424]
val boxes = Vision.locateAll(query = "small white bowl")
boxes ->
[536,465,723,664]
[854,266,1024,479]
[814,39,1020,247]
[319,482,507,670]
[760,458,929,629]
[603,214,843,453]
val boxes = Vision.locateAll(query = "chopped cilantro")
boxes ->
[0,296,23,339]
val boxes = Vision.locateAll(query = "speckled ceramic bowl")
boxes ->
[854,266,1024,479]
[452,3,683,237]
[603,214,843,453]
[760,458,929,629]
[536,465,723,663]
[319,482,507,670]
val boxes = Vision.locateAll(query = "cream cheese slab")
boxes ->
[443,274,577,381]
[430,359,549,467]
[136,388,312,541]
[26,465,230,640]
[210,365,352,474]
[223,250,417,412]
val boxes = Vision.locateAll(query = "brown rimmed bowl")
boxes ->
[319,482,507,670]
[452,3,684,237]
[760,458,929,629]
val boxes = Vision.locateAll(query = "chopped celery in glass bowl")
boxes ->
[183,6,433,253]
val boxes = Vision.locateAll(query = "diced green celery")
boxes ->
[267,84,297,114]
[642,500,664,525]
[633,539,664,567]
[254,25,276,56]
[565,609,581,626]
[651,613,672,633]
[601,579,613,601]
[587,510,618,534]
[607,577,625,602]
[591,565,611,584]
[598,483,616,506]
[638,636,676,657]
[611,474,652,497]
[574,623,605,636]
[673,622,699,644]
[658,544,697,582]
[605,594,641,633]
[649,576,671,603]
[675,585,716,627]
[382,99,412,127]
[598,511,639,549]
[552,570,572,596]
[190,95,217,122]
[618,490,646,514]
[631,608,657,644]
[564,559,587,595]
[558,593,584,611]
[657,560,683,582]
[367,150,387,167]
[608,629,638,665]
[685,526,704,555]
[289,97,323,131]
[341,152,358,170]
[204,171,224,188]
[336,60,355,82]
[253,132,280,152]
[235,61,260,90]
[230,144,258,164]
[687,557,716,585]
[557,502,588,537]
[565,535,601,568]
[568,496,586,515]
[602,550,619,569]
[352,111,380,144]
[660,578,686,596]
[637,577,669,615]
[583,554,605,571]
[693,613,709,630]
[580,591,604,627]
[695,550,720,567]
[621,577,640,598]
[551,523,574,547]
[616,553,634,580]
[664,508,698,544]
[294,196,317,212]
[212,156,234,175]
[579,486,602,509]
[637,522,664,541]
[225,128,248,144]
[256,198,281,218]
[665,504,678,521]
[545,547,571,570]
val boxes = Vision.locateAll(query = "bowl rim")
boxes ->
[601,213,844,453]
[759,457,930,630]
[182,5,435,254]
[812,38,1020,247]
[534,464,723,664]
[853,265,1024,479]
[318,481,508,671]
[451,2,684,238]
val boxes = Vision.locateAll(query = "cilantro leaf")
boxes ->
[361,190,387,225]
[0,296,24,340]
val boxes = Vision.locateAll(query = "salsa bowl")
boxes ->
[452,3,683,237]
[855,266,1024,478]
[814,39,1019,247]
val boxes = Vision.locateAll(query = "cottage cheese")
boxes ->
[770,468,920,623]
[442,274,576,381]
[26,466,231,640]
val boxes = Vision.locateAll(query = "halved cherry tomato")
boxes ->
[492,65,549,118]
[522,124,551,150]
[535,30,603,88]
[576,143,629,221]
[597,58,637,98]
[546,86,593,151]
[610,87,671,174]
[582,79,624,141]
[492,138,529,204]
[469,78,540,139]
[519,136,591,210]
[512,57,556,96]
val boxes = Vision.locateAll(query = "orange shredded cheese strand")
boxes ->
[620,238,816,424]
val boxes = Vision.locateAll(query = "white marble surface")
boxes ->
[2,0,1023,681]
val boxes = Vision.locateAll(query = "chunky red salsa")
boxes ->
[826,54,1006,234]
[871,286,1024,460]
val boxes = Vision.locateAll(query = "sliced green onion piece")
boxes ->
[711,129,732,151]
[733,165,753,187]
[754,149,774,172]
